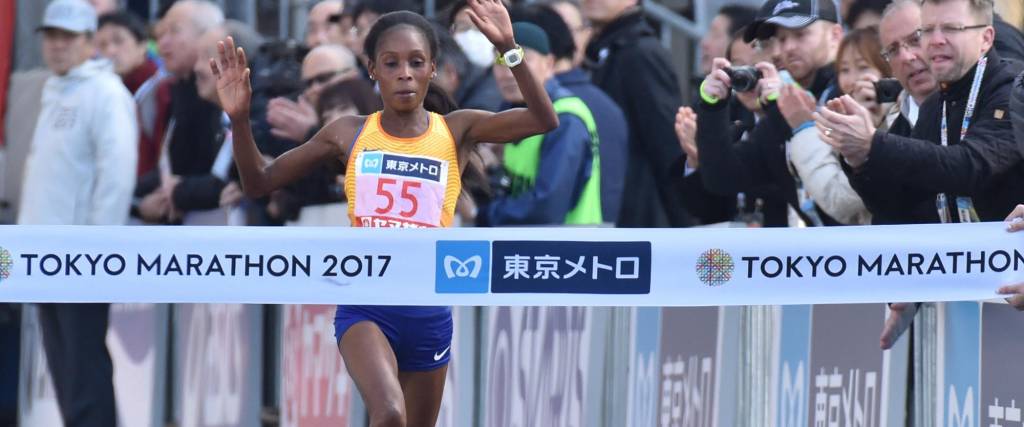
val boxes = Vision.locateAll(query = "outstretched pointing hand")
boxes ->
[210,36,252,119]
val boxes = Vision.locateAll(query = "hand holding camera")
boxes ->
[701,58,734,101]
[873,78,902,104]
[753,62,784,105]
[849,76,902,125]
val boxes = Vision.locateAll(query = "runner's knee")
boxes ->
[368,400,405,427]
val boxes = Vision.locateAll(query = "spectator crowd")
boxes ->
[5,0,1024,424]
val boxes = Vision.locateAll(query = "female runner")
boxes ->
[209,0,557,425]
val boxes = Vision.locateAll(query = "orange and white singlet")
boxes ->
[345,111,462,228]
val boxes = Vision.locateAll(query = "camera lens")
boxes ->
[726,66,762,93]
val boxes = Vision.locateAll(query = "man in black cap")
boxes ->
[696,0,863,227]
[743,0,843,97]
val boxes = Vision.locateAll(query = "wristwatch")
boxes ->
[495,45,525,68]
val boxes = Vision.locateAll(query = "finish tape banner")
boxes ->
[0,222,1021,305]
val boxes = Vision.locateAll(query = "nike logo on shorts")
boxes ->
[434,345,451,361]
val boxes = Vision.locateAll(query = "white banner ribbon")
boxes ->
[0,223,1020,305]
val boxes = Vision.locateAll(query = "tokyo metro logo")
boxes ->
[696,248,734,287]
[444,255,484,279]
[435,241,491,293]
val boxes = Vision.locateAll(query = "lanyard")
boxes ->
[939,56,987,147]
[936,56,987,223]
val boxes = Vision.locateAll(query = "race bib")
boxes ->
[353,151,449,228]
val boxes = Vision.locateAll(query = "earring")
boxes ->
[431,72,437,79]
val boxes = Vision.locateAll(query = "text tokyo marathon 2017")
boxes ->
[15,253,393,278]
[740,250,1024,279]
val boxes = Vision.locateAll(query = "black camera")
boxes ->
[873,78,903,103]
[725,66,763,92]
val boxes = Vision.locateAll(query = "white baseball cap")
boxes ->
[38,0,98,34]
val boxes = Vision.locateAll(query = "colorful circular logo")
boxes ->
[0,247,12,282]
[696,248,734,287]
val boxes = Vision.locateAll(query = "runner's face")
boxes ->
[369,26,435,113]
[42,29,92,76]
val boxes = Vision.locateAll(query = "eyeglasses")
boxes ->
[880,32,922,62]
[916,23,989,39]
[302,69,351,89]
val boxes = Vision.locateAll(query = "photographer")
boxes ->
[677,33,790,227]
[698,0,870,226]
[836,28,894,128]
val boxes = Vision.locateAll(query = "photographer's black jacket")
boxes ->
[696,65,841,226]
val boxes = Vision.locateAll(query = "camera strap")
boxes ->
[936,55,987,223]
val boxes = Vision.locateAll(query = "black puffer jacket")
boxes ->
[849,50,1024,222]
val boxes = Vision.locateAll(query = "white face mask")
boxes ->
[454,29,495,68]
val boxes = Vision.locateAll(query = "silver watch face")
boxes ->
[505,50,522,65]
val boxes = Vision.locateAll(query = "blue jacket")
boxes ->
[481,79,593,225]
[556,68,628,223]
